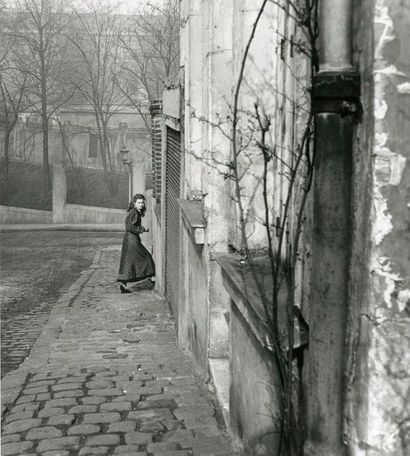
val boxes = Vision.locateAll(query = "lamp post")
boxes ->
[119,146,133,201]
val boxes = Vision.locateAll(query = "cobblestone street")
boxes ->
[1,232,124,377]
[1,244,237,455]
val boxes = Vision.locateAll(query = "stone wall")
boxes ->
[346,1,410,454]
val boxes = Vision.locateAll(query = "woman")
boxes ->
[117,194,155,293]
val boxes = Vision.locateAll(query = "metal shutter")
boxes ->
[164,127,182,318]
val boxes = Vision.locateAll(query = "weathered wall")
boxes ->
[63,205,125,225]
[346,1,410,454]
[230,303,281,455]
[0,206,52,224]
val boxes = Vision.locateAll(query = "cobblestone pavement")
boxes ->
[1,246,237,455]
[1,231,123,376]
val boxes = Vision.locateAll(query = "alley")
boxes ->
[0,231,124,377]
[1,245,237,456]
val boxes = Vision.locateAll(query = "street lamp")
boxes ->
[119,146,133,201]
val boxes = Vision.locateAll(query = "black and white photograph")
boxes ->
[1,0,409,455]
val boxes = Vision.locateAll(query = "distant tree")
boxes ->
[117,1,179,131]
[67,0,127,196]
[10,0,73,195]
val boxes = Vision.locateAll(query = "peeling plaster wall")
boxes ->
[347,1,410,454]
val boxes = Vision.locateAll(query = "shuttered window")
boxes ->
[164,127,182,318]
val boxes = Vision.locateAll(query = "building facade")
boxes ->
[151,1,410,455]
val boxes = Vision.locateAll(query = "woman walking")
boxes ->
[117,194,155,293]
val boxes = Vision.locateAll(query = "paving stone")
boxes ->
[67,424,101,435]
[32,373,65,382]
[16,394,36,404]
[2,418,42,434]
[183,415,219,428]
[1,434,21,443]
[57,376,88,383]
[11,403,40,413]
[85,434,120,446]
[51,383,83,392]
[36,393,52,401]
[86,380,114,389]
[69,404,98,413]
[26,426,63,440]
[174,406,214,420]
[28,379,57,387]
[114,392,141,402]
[44,398,77,408]
[47,414,76,426]
[81,397,107,405]
[54,389,84,398]
[100,401,132,412]
[38,407,64,418]
[83,412,121,423]
[107,420,137,433]
[23,385,49,395]
[88,388,123,396]
[139,420,165,432]
[37,436,80,452]
[127,385,163,396]
[162,419,186,431]
[146,393,176,401]
[113,453,147,456]
[79,447,110,455]
[1,440,34,455]
[124,432,153,445]
[136,399,176,410]
[113,445,145,454]
[41,451,69,456]
[146,442,179,452]
[4,411,34,423]
[153,452,191,456]
[128,408,174,420]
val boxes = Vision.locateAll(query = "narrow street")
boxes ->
[0,231,123,377]
[1,233,237,455]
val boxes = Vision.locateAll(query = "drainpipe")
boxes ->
[306,0,361,455]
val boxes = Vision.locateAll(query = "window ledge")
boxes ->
[216,254,308,352]
[178,199,206,244]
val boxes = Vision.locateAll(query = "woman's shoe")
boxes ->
[119,284,131,294]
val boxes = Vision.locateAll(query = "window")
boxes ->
[88,133,99,158]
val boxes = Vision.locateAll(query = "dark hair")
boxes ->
[127,193,146,216]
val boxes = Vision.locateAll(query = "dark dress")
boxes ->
[117,208,155,283]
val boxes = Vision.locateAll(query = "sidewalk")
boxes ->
[1,246,237,456]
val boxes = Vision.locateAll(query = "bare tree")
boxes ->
[9,0,73,195]
[67,0,127,196]
[189,1,319,453]
[117,1,179,131]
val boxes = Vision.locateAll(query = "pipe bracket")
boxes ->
[313,72,361,118]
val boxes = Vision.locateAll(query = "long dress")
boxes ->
[117,208,155,283]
